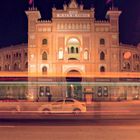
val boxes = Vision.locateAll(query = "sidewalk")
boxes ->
[85,100,140,119]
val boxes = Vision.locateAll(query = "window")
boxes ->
[103,86,108,97]
[14,63,19,71]
[58,49,64,60]
[39,86,50,97]
[42,39,48,45]
[5,64,10,71]
[39,86,45,97]
[136,64,140,71]
[56,100,63,102]
[24,52,27,57]
[25,62,28,69]
[97,86,108,97]
[42,52,47,60]
[45,86,50,92]
[122,62,131,71]
[5,65,7,71]
[67,38,80,60]
[97,87,102,97]
[42,66,47,74]
[68,46,79,54]
[40,87,44,92]
[126,63,130,70]
[16,52,18,58]
[84,50,89,60]
[6,54,8,59]
[76,47,79,53]
[100,38,105,45]
[71,46,75,53]
[65,99,74,103]
[100,66,105,72]
[100,51,105,60]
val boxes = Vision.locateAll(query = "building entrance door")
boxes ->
[66,70,82,100]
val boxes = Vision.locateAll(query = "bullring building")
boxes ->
[0,0,140,101]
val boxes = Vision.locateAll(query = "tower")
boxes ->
[106,8,122,72]
[106,7,122,33]
[25,8,41,101]
[25,8,41,75]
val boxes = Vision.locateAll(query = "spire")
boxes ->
[106,0,115,9]
[68,0,78,9]
[63,1,67,11]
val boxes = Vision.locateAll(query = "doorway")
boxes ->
[66,70,82,100]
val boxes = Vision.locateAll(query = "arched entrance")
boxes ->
[66,70,82,100]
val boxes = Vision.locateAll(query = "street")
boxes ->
[1,100,140,120]
[0,119,140,140]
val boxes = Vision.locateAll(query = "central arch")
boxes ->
[66,70,82,100]
[67,37,81,60]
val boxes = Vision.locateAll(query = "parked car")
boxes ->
[38,98,86,115]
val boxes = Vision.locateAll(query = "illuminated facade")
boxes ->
[0,44,27,72]
[0,0,140,101]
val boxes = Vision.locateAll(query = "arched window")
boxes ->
[126,63,130,70]
[97,87,102,97]
[58,49,64,60]
[42,39,48,45]
[76,47,79,53]
[68,46,79,54]
[42,52,47,60]
[5,65,7,71]
[14,63,17,70]
[42,66,47,75]
[84,50,89,60]
[136,64,140,71]
[103,86,108,97]
[16,53,18,57]
[14,63,18,71]
[24,52,27,57]
[100,51,105,60]
[67,38,80,60]
[100,38,105,45]
[71,47,75,53]
[25,62,28,69]
[100,66,105,72]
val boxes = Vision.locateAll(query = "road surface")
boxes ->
[0,119,140,140]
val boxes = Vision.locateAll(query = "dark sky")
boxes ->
[0,0,139,47]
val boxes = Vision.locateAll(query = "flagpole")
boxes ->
[33,0,35,8]
[112,0,114,8]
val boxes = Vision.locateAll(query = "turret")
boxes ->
[25,8,41,75]
[106,7,122,32]
[25,7,41,33]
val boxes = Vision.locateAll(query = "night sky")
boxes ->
[0,0,139,48]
